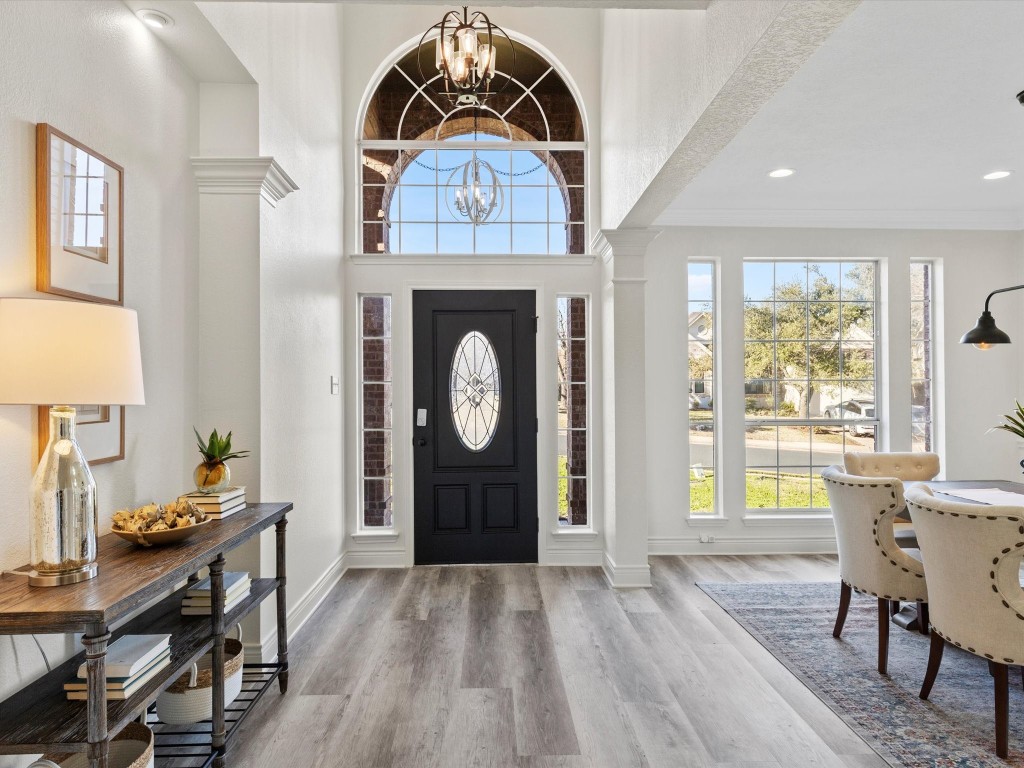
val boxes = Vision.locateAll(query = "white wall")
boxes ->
[646,226,1024,554]
[0,1,199,762]
[599,2,785,229]
[197,2,346,651]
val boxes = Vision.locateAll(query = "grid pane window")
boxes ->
[360,39,587,256]
[361,295,393,527]
[687,262,716,514]
[557,297,588,525]
[911,262,934,452]
[743,261,878,510]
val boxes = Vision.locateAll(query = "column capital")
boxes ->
[591,228,662,262]
[191,157,299,207]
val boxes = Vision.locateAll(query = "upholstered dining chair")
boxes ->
[821,465,928,675]
[906,485,1024,759]
[845,451,939,558]
[844,451,940,482]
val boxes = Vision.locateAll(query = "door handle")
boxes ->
[415,437,428,447]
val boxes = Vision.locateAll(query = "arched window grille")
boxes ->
[360,38,586,255]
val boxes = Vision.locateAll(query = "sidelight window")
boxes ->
[688,262,717,515]
[911,262,934,452]
[557,296,589,525]
[361,295,393,527]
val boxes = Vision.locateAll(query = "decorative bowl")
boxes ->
[112,518,210,547]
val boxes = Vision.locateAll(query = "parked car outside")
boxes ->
[823,399,876,437]
[689,392,712,410]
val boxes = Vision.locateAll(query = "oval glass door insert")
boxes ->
[450,330,501,451]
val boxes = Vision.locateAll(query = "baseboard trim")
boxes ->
[343,548,408,569]
[602,552,652,588]
[648,535,838,556]
[545,548,604,566]
[243,551,349,664]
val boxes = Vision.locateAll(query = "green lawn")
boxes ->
[689,470,830,513]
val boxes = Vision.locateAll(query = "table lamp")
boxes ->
[0,298,145,586]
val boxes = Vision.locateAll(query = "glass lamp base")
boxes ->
[28,562,98,587]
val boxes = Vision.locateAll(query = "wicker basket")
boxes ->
[155,635,244,725]
[32,722,154,768]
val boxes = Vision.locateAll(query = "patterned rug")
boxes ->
[698,581,1024,767]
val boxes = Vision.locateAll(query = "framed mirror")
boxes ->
[36,123,123,305]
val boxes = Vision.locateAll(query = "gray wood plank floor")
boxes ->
[227,555,884,768]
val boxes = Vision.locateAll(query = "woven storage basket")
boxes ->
[32,722,154,768]
[155,636,244,725]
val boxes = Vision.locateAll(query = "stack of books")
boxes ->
[65,634,171,701]
[181,571,251,616]
[179,486,246,519]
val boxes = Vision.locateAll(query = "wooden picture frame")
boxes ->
[37,405,126,465]
[36,123,124,305]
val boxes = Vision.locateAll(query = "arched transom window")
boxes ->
[361,38,586,255]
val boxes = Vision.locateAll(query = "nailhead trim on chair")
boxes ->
[907,498,1024,664]
[824,473,927,603]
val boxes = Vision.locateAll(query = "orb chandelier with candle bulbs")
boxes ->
[418,5,516,107]
[445,154,505,225]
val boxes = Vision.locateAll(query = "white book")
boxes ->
[185,572,249,597]
[65,649,170,691]
[181,580,250,607]
[76,634,170,679]
[181,589,250,616]
[204,501,247,518]
[67,656,171,700]
[179,486,245,504]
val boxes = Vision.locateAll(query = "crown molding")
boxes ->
[653,207,1024,231]
[191,157,299,207]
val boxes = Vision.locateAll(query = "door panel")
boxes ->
[413,290,537,564]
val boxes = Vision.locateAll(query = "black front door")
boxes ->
[413,290,537,564]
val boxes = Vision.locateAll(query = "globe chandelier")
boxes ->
[445,154,504,225]
[418,5,516,107]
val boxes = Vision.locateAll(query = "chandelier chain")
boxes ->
[412,157,546,176]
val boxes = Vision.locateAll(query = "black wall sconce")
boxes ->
[961,284,1024,349]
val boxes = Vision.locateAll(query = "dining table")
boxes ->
[889,479,1024,631]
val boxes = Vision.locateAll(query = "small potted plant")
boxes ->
[990,400,1024,474]
[193,428,250,493]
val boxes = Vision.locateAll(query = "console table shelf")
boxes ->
[0,502,292,768]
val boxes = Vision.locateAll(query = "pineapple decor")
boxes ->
[193,428,250,493]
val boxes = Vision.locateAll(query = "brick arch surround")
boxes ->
[360,39,586,254]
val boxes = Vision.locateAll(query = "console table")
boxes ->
[0,502,292,768]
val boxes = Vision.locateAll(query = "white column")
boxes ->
[595,228,660,588]
[192,84,298,660]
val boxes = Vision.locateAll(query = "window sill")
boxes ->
[348,253,597,267]
[742,513,834,527]
[351,529,400,543]
[550,527,599,539]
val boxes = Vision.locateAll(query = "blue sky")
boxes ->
[386,134,581,254]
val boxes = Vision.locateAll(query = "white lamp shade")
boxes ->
[0,298,145,405]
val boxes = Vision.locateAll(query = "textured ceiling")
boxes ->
[656,0,1024,230]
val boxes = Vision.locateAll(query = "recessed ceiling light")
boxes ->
[768,168,795,178]
[137,9,173,29]
[983,170,1012,180]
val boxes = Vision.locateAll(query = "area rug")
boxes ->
[698,581,1024,767]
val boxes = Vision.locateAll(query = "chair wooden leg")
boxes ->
[992,662,1009,759]
[890,600,899,617]
[916,601,929,635]
[833,582,852,638]
[877,598,890,675]
[919,630,945,700]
